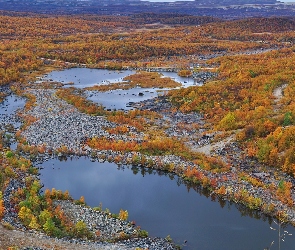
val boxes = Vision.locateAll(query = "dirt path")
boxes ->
[272,84,288,114]
[273,84,287,102]
[193,134,235,156]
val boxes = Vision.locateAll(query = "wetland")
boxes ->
[2,68,295,249]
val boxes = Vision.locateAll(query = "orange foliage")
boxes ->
[276,181,293,207]
[123,71,181,88]
[0,199,5,219]
[56,88,105,116]
[216,186,227,195]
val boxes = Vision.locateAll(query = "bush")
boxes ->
[73,220,93,239]
[74,196,86,205]
[118,209,128,221]
[43,218,59,236]
[138,230,148,238]
[283,111,293,126]
[217,112,237,131]
[5,151,14,158]
[29,216,40,230]
[39,209,52,226]
[18,206,33,225]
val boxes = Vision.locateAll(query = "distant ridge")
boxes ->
[0,0,293,18]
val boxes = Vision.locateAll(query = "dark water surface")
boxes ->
[39,158,295,250]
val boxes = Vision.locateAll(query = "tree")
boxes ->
[217,112,237,131]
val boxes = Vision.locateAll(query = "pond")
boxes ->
[40,68,196,88]
[39,68,137,88]
[0,93,26,128]
[0,93,26,150]
[38,158,295,250]
[39,68,197,110]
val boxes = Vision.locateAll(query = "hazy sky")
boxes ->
[145,0,194,2]
[145,0,294,2]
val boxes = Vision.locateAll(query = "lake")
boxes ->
[38,157,295,250]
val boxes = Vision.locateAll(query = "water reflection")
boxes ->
[40,68,195,88]
[39,68,196,110]
[40,68,137,88]
[86,87,161,110]
[38,157,295,250]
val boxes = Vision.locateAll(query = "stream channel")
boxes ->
[1,68,295,249]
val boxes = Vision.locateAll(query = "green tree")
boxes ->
[43,218,57,236]
[283,111,293,126]
[73,220,91,238]
[218,112,237,131]
[39,209,52,226]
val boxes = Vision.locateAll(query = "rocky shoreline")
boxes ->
[1,87,183,249]
[18,87,295,223]
[2,175,178,249]
[2,82,295,249]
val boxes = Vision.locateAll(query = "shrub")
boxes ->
[283,111,293,126]
[73,220,92,239]
[138,230,148,238]
[18,206,33,225]
[118,209,128,221]
[217,112,237,131]
[74,196,86,205]
[39,209,52,226]
[43,218,58,236]
[29,216,40,230]
[5,151,14,158]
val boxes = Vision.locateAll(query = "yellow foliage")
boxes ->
[217,112,237,131]
[119,209,128,221]
[39,209,52,226]
[18,206,33,225]
[29,215,40,230]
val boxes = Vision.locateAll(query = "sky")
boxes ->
[145,0,194,2]
[145,0,295,2]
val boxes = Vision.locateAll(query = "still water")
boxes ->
[39,158,295,250]
[40,68,195,88]
[40,68,137,88]
[0,93,26,150]
[40,68,195,110]
[0,94,26,125]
